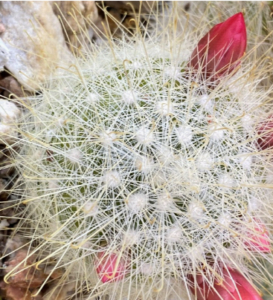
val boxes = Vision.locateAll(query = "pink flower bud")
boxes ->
[189,13,247,82]
[257,116,273,150]
[245,218,271,253]
[96,252,128,283]
[191,267,262,300]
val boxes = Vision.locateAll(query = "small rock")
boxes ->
[0,38,9,71]
[0,123,18,144]
[0,20,5,34]
[0,99,20,123]
[0,2,73,91]
[0,99,20,144]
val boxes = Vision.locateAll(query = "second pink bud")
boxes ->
[96,252,128,283]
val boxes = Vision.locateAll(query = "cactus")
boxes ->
[8,10,273,300]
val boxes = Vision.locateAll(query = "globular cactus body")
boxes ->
[11,13,273,300]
